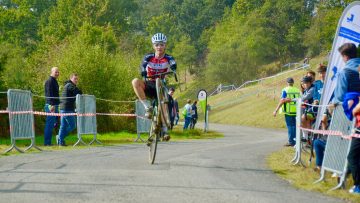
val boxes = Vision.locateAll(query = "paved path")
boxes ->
[0,124,343,202]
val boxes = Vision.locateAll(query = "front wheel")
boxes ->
[148,104,162,164]
[148,119,158,164]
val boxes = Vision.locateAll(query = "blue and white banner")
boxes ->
[315,1,360,129]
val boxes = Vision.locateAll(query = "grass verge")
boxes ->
[206,55,328,129]
[0,126,223,156]
[267,147,360,203]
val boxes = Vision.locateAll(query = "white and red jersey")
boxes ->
[141,53,176,80]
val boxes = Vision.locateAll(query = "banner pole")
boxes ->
[197,89,208,132]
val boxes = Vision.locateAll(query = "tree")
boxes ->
[303,1,345,56]
[146,14,180,51]
[204,0,313,85]
[0,1,38,52]
[39,0,137,43]
[0,43,33,90]
[172,36,197,89]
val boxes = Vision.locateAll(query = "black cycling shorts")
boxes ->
[144,80,157,99]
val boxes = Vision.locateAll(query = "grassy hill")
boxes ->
[181,54,329,129]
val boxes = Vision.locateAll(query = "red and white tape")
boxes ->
[95,112,136,117]
[299,126,360,140]
[34,111,78,116]
[0,110,142,118]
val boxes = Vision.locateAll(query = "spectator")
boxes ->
[168,87,176,130]
[312,65,328,171]
[174,98,179,125]
[300,76,316,130]
[313,65,327,104]
[301,70,324,137]
[313,132,328,172]
[332,43,360,105]
[306,70,316,83]
[44,67,60,146]
[183,99,192,130]
[190,100,198,129]
[350,92,360,194]
[273,77,300,146]
[300,80,305,93]
[332,43,360,194]
[57,73,82,146]
[303,57,310,64]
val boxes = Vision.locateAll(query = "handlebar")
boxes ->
[144,70,178,82]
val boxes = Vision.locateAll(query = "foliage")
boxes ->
[0,0,357,135]
[205,0,315,85]
[303,3,344,56]
[172,35,197,75]
[0,43,33,90]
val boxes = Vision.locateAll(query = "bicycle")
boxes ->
[145,71,178,164]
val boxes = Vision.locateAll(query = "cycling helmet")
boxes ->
[151,33,167,44]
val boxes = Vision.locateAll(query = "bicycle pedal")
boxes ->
[146,138,153,146]
[154,126,161,133]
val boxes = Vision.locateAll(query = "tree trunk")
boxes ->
[184,66,187,90]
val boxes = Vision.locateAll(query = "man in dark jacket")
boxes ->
[44,67,60,146]
[190,100,198,129]
[168,87,175,130]
[174,98,179,125]
[57,73,82,146]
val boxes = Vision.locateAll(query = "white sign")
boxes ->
[198,90,207,101]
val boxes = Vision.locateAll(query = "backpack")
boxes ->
[182,107,188,119]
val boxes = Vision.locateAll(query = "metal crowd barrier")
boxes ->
[2,91,143,151]
[5,89,42,153]
[291,98,305,166]
[135,100,151,142]
[314,104,354,190]
[75,94,101,146]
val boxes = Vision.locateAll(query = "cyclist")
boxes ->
[132,33,177,141]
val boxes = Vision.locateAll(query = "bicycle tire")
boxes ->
[148,105,160,164]
[156,78,170,128]
[148,120,158,164]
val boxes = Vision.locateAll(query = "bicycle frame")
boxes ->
[147,74,176,164]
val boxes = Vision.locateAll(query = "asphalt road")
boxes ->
[0,124,343,203]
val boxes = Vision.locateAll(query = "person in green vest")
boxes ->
[273,77,301,146]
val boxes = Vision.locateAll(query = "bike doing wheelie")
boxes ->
[146,71,177,164]
[131,33,177,164]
